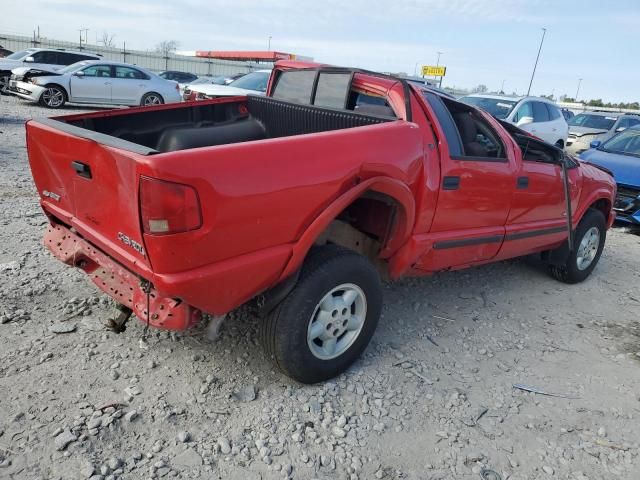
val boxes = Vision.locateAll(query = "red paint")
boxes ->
[27,63,616,330]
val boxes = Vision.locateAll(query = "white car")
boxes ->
[0,47,101,93]
[183,70,270,101]
[461,94,569,148]
[9,60,181,108]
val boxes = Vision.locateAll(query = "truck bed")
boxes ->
[27,94,423,323]
[39,95,395,154]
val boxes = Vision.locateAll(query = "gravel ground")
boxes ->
[1,95,640,480]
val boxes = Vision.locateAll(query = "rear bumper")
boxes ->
[44,224,201,330]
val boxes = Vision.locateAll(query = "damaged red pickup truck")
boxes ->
[27,62,615,383]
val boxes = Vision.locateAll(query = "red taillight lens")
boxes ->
[140,176,202,235]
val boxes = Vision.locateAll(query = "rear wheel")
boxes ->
[39,85,66,108]
[141,92,163,106]
[549,209,606,283]
[260,245,382,383]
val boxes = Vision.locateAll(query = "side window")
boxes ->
[513,102,533,123]
[532,102,550,123]
[57,53,78,65]
[545,103,561,120]
[82,65,112,78]
[114,66,148,80]
[616,117,640,131]
[272,70,316,104]
[347,91,396,117]
[31,51,59,64]
[313,72,351,109]
[451,111,506,159]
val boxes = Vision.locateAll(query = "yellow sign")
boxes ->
[422,65,446,77]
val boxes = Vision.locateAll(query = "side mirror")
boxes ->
[517,116,534,127]
[590,140,602,149]
[24,56,34,63]
[73,71,85,77]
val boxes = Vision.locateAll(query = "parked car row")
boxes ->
[3,46,260,108]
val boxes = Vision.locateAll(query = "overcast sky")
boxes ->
[2,0,637,102]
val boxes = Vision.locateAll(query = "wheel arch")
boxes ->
[41,82,68,101]
[278,177,415,282]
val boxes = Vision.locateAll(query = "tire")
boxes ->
[260,245,383,384]
[549,209,606,284]
[39,85,67,108]
[0,75,9,95]
[140,92,164,106]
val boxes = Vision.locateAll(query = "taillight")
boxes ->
[139,176,202,235]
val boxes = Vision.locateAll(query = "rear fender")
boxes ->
[278,177,415,281]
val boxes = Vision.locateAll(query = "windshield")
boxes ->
[460,96,518,119]
[568,113,617,130]
[229,71,270,92]
[600,129,640,157]
[5,49,34,60]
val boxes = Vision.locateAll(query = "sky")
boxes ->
[1,0,638,102]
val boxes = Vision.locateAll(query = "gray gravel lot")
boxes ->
[1,95,640,480]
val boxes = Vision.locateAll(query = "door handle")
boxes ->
[71,161,92,179]
[442,176,460,190]
[516,176,529,189]
[104,82,112,85]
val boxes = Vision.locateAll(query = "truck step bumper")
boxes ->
[44,223,201,330]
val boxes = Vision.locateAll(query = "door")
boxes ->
[69,64,113,103]
[416,93,517,271]
[111,66,150,105]
[496,138,580,260]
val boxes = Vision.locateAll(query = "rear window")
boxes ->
[313,72,351,109]
[546,103,561,120]
[272,70,316,103]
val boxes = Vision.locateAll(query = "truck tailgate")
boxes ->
[26,119,151,273]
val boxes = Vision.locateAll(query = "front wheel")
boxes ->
[549,209,606,283]
[260,245,382,383]
[0,75,9,95]
[141,92,164,106]
[39,85,66,108]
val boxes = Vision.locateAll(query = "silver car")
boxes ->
[565,111,640,155]
[8,60,181,108]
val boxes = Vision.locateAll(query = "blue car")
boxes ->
[580,125,640,224]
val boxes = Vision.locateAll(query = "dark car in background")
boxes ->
[158,70,198,84]
[566,111,640,155]
[580,125,640,224]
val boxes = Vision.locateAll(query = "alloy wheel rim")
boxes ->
[144,95,161,105]
[576,226,600,271]
[43,88,63,107]
[307,283,367,360]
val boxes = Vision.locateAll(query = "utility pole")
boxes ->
[78,28,88,50]
[527,27,546,96]
[500,79,506,93]
[575,78,583,101]
[436,51,443,88]
[268,36,272,51]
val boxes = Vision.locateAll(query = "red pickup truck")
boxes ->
[27,62,615,383]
